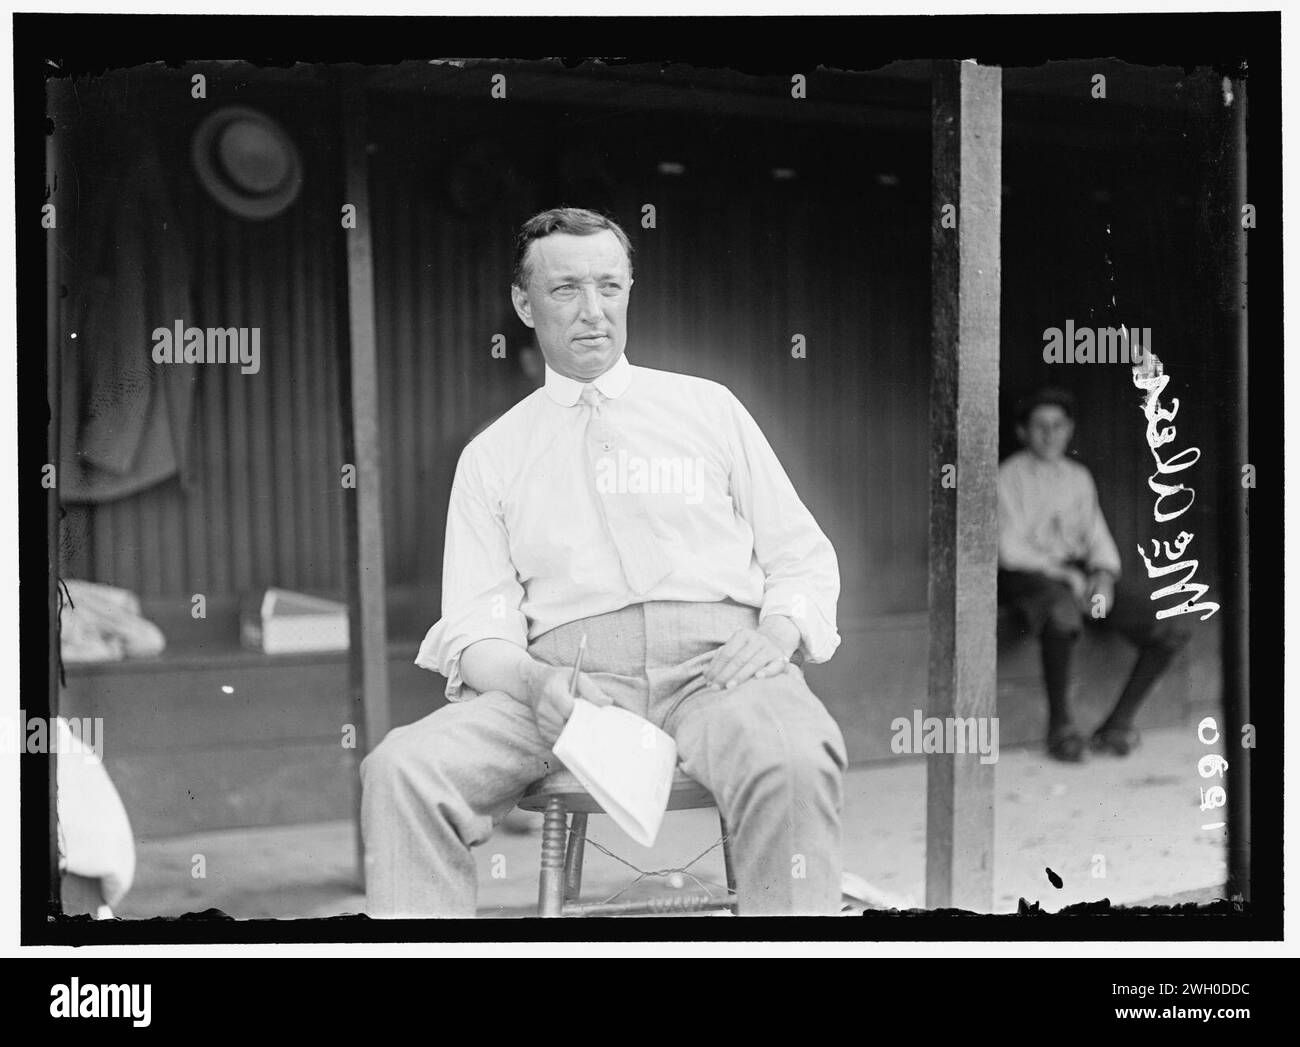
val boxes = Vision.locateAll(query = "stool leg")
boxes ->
[539,797,567,917]
[720,812,738,910]
[564,812,588,902]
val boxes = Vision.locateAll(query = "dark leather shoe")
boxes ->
[1047,726,1086,762]
[1090,726,1141,756]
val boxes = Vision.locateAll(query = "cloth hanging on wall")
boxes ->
[60,125,196,503]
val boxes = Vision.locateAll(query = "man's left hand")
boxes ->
[703,620,799,691]
[1086,570,1116,617]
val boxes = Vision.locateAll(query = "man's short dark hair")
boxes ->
[1015,387,1077,426]
[511,207,634,290]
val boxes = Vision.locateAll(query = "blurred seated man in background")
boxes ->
[997,388,1191,762]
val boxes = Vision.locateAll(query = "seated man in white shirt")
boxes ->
[361,207,847,916]
[998,388,1191,763]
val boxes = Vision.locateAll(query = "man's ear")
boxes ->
[510,284,535,329]
[1015,423,1028,445]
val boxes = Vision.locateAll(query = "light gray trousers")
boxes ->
[361,600,847,917]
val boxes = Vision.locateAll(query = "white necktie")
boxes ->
[580,384,673,595]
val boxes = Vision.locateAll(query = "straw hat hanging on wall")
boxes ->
[191,106,303,220]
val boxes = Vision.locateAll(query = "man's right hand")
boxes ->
[519,660,614,747]
[1047,564,1089,604]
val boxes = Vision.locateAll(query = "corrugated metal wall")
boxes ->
[58,69,1222,631]
[365,94,934,622]
[59,75,349,604]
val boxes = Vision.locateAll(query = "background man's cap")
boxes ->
[191,106,303,221]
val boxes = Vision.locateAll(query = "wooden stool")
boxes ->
[517,767,738,917]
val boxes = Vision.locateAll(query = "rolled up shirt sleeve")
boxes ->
[414,443,528,701]
[723,388,841,663]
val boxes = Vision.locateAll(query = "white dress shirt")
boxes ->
[997,448,1122,578]
[416,353,842,700]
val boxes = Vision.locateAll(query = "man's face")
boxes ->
[1018,404,1074,462]
[510,229,632,382]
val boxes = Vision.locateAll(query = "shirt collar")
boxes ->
[543,352,633,407]
[1021,449,1069,472]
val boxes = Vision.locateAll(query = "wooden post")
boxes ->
[339,83,392,883]
[925,60,1001,912]
[1221,76,1250,902]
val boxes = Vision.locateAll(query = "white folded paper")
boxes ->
[552,700,678,847]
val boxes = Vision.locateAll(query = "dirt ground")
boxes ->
[114,720,1228,920]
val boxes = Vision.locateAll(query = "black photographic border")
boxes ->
[15,9,1283,946]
